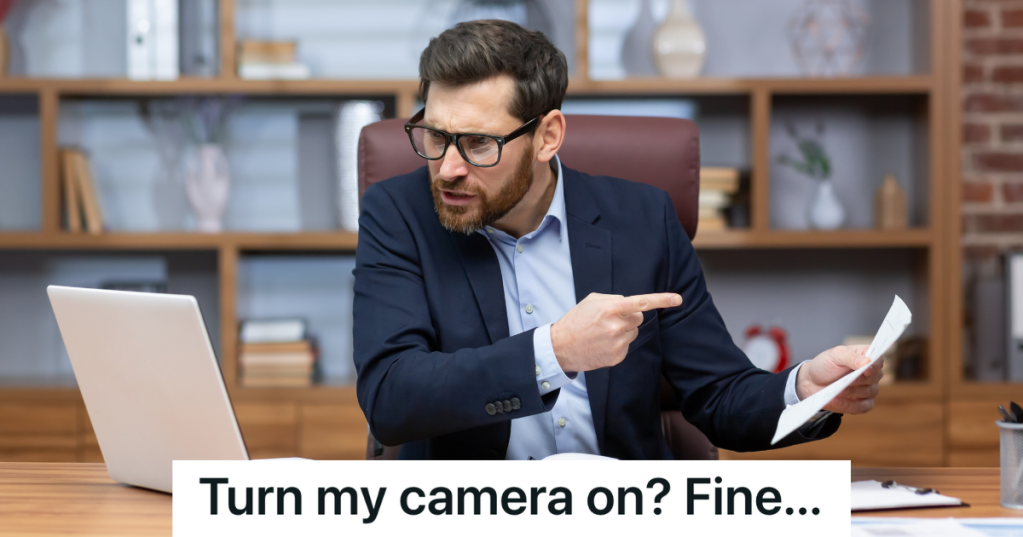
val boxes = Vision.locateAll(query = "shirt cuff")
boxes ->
[784,360,834,432]
[533,323,576,396]
[784,361,807,406]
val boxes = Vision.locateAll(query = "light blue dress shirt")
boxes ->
[479,157,806,460]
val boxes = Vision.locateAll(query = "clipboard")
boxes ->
[851,480,968,512]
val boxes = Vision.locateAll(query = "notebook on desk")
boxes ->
[852,480,966,512]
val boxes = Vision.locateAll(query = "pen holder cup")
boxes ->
[999,420,1023,510]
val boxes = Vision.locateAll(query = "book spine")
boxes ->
[60,149,82,233]
[73,151,104,235]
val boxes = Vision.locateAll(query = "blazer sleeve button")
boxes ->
[493,401,504,413]
[486,403,497,416]
[510,397,521,410]
[502,400,512,412]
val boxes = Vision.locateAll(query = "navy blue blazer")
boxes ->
[353,165,841,460]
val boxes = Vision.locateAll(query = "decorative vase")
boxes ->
[652,0,706,79]
[874,174,908,230]
[620,0,658,77]
[807,179,845,230]
[185,144,230,233]
[787,0,868,77]
[0,26,8,77]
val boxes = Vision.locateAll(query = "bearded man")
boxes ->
[352,20,883,460]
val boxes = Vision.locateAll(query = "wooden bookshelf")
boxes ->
[0,0,969,465]
[0,75,937,96]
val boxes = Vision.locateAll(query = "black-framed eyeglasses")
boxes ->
[404,108,541,168]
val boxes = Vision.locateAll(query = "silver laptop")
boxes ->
[47,285,248,493]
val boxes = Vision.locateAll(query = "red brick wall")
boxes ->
[962,1,1023,380]
[963,0,1023,251]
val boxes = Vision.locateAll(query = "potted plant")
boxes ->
[776,121,845,230]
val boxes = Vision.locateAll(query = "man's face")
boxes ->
[422,75,536,234]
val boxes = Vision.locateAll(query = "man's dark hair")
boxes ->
[418,20,568,122]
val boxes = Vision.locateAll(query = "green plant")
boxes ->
[776,121,831,181]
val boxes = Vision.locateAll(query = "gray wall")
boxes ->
[236,255,357,384]
[0,96,41,231]
[699,249,922,367]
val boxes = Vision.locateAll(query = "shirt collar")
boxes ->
[480,155,566,243]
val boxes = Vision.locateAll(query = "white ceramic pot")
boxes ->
[652,0,706,78]
[185,144,230,233]
[807,179,845,230]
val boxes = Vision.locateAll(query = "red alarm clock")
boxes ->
[742,325,791,373]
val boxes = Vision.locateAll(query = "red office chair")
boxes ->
[357,114,717,461]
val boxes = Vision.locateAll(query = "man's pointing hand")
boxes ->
[550,292,682,373]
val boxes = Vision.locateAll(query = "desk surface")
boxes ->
[0,463,169,536]
[0,464,1018,534]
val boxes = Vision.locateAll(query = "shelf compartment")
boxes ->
[0,95,41,232]
[236,253,357,387]
[589,0,931,80]
[57,96,393,233]
[770,93,931,230]
[698,248,933,384]
[0,250,220,386]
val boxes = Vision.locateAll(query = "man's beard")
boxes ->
[431,146,534,234]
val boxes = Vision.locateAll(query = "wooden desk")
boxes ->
[0,464,1019,534]
[853,467,1023,518]
[0,463,169,536]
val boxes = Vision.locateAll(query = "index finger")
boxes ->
[615,293,682,315]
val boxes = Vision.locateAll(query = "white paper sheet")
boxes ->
[771,296,912,445]
[855,518,1023,537]
[851,480,963,511]
[542,453,617,461]
[852,518,987,537]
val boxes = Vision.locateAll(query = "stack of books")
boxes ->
[238,319,317,388]
[59,148,104,234]
[236,40,311,80]
[698,167,740,231]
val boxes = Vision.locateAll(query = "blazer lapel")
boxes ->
[449,232,510,344]
[562,167,613,455]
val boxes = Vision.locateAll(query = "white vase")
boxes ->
[652,0,706,78]
[185,144,230,233]
[807,179,845,230]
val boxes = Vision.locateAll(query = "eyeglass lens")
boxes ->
[409,128,501,166]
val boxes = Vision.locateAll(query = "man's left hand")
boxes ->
[796,345,882,415]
